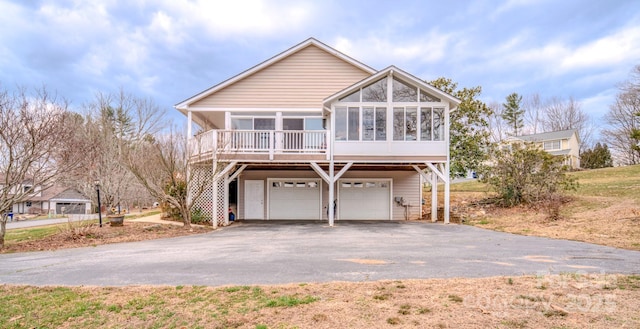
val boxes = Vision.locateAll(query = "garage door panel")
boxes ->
[339,180,390,220]
[269,180,321,220]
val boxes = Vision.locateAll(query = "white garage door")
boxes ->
[269,179,321,219]
[338,179,391,220]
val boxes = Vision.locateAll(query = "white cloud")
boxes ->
[332,32,451,68]
[161,0,316,40]
[479,23,640,80]
[561,25,640,70]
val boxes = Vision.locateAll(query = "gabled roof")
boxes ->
[322,65,461,110]
[26,186,90,202]
[175,38,377,111]
[516,129,578,142]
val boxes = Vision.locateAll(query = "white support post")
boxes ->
[431,170,438,223]
[412,165,431,182]
[325,129,331,160]
[310,162,330,184]
[328,161,335,226]
[334,162,353,181]
[229,164,247,182]
[224,174,230,226]
[444,161,450,224]
[426,162,446,182]
[211,169,218,229]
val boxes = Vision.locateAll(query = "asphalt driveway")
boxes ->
[1,221,639,286]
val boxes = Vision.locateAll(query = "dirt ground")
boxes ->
[1,221,213,254]
[432,191,640,251]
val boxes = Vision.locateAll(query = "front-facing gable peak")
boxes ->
[175,38,376,110]
[323,66,461,109]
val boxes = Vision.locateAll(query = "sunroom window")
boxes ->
[362,107,387,141]
[362,78,387,102]
[335,107,361,141]
[334,76,445,142]
[420,89,441,102]
[392,78,417,102]
[393,107,418,141]
[433,108,444,141]
[339,90,360,102]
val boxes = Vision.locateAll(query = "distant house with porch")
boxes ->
[509,129,581,169]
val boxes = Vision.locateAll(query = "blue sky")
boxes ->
[1,0,639,140]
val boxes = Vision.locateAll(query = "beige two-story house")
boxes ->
[510,129,581,169]
[176,38,460,226]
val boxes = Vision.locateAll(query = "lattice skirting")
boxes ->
[189,165,229,226]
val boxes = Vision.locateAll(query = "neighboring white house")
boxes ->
[10,185,92,215]
[509,129,581,169]
[176,38,460,226]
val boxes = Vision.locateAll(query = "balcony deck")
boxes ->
[189,130,329,163]
[188,129,449,164]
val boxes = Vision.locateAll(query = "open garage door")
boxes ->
[268,179,321,219]
[338,179,391,220]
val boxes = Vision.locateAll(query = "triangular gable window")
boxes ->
[392,78,417,102]
[419,89,441,102]
[362,78,387,102]
[339,90,360,102]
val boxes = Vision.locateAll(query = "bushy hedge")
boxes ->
[479,143,577,218]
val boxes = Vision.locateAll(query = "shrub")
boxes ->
[57,219,102,240]
[479,142,577,211]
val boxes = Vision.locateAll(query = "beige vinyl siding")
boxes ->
[567,134,581,168]
[191,45,371,109]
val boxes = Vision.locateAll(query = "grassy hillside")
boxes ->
[450,164,640,201]
[448,165,640,250]
[569,164,640,201]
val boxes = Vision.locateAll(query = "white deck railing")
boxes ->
[189,130,329,160]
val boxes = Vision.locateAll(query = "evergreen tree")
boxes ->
[502,92,524,136]
[428,78,493,177]
[581,143,614,169]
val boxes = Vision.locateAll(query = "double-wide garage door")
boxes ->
[265,178,392,220]
[269,179,321,219]
[338,179,391,220]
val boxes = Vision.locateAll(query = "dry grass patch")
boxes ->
[1,221,213,253]
[1,274,639,328]
[463,195,640,250]
[445,165,640,250]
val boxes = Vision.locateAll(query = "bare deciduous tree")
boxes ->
[64,90,163,214]
[487,101,507,143]
[124,128,223,228]
[540,96,593,150]
[522,93,543,134]
[0,86,84,247]
[602,65,640,165]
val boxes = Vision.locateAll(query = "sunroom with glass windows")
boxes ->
[325,66,455,160]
